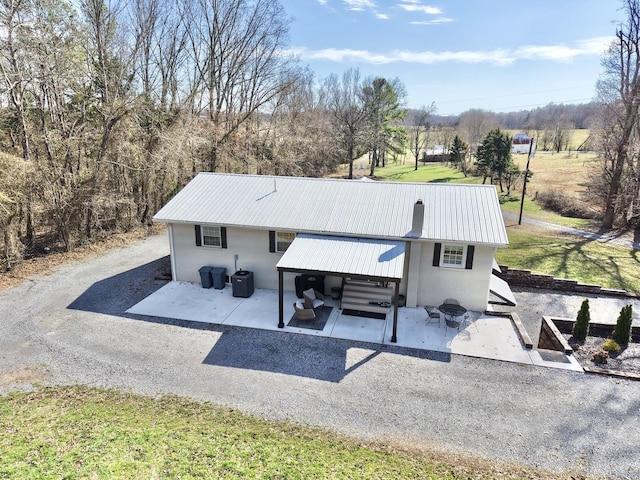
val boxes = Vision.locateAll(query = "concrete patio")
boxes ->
[127,281,582,371]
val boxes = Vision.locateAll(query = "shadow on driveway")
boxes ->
[67,256,171,316]
[203,328,452,383]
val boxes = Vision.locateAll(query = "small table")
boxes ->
[438,303,467,328]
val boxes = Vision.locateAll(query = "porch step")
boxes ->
[341,280,393,315]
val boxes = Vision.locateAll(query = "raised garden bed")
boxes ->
[544,316,640,380]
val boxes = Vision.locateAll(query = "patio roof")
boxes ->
[276,234,405,281]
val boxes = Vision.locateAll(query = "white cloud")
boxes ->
[411,17,453,25]
[398,2,442,15]
[343,0,376,11]
[291,37,614,66]
[316,0,328,4]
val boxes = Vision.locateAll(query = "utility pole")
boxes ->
[518,137,535,225]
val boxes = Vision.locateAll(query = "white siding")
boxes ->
[415,243,496,312]
[171,224,341,292]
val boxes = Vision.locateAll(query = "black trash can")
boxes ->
[198,266,213,288]
[331,286,342,300]
[211,267,226,289]
[232,270,254,298]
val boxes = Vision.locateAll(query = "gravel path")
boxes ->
[2,234,640,479]
[503,211,640,250]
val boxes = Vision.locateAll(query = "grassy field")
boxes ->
[505,129,590,152]
[511,150,599,199]
[0,386,583,480]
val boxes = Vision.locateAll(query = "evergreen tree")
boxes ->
[475,128,513,191]
[449,135,469,176]
[572,299,590,341]
[612,305,633,345]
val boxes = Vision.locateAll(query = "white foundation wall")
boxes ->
[415,243,496,312]
[170,224,341,292]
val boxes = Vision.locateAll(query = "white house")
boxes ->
[153,173,516,341]
[512,132,533,154]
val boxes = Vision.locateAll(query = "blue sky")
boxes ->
[279,0,626,115]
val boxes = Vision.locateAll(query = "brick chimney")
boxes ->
[411,199,424,236]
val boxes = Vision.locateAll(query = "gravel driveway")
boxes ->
[1,234,639,479]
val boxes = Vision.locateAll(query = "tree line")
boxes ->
[0,0,407,269]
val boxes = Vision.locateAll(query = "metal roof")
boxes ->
[153,173,509,246]
[277,234,405,280]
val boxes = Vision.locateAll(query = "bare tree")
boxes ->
[324,68,368,179]
[407,103,435,171]
[184,0,298,172]
[593,0,640,229]
[458,108,497,166]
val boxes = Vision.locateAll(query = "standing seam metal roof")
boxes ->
[153,173,509,246]
[277,234,405,280]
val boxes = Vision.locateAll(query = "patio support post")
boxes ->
[391,280,399,343]
[278,270,285,328]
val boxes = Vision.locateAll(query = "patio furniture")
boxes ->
[438,301,467,334]
[302,288,325,309]
[424,306,442,327]
[293,302,316,322]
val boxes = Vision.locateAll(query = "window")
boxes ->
[202,226,222,247]
[276,231,295,252]
[441,244,465,268]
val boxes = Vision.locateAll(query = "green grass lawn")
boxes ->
[373,162,478,184]
[496,227,640,294]
[0,386,581,479]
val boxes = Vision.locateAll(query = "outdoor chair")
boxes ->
[302,288,325,309]
[293,302,316,322]
[424,306,442,327]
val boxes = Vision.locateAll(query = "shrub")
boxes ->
[572,299,590,341]
[602,338,621,354]
[534,190,598,219]
[591,349,609,364]
[612,305,633,346]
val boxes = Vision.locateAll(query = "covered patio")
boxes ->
[126,280,582,371]
[276,234,405,341]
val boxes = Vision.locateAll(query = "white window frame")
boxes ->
[276,231,295,253]
[201,226,222,247]
[440,244,466,268]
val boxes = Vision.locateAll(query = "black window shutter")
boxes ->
[269,231,276,252]
[465,245,475,270]
[432,243,441,266]
[195,225,202,246]
[221,227,227,249]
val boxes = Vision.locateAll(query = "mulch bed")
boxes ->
[565,334,640,380]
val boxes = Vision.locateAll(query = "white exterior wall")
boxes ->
[415,243,496,312]
[170,223,495,308]
[170,223,341,292]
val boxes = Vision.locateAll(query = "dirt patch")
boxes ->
[565,334,640,379]
[0,366,50,387]
[0,224,165,292]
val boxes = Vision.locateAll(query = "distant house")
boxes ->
[512,132,532,154]
[153,173,516,337]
